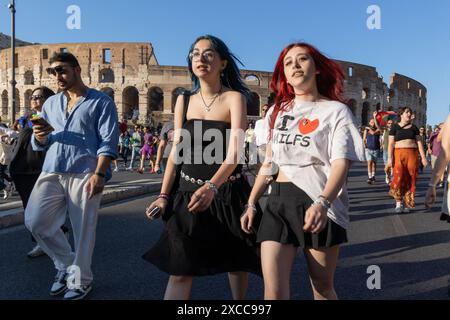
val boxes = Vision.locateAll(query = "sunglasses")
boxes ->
[46,65,71,76]
[30,95,44,101]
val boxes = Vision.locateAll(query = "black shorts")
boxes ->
[257,182,348,249]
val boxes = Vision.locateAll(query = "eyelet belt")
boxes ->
[180,171,242,186]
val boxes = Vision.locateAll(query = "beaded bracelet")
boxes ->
[158,193,170,201]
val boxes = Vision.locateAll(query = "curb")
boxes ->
[0,182,161,230]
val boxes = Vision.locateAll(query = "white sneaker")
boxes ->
[3,189,10,200]
[49,270,68,296]
[113,167,119,172]
[64,284,92,300]
[402,207,410,213]
[394,205,402,214]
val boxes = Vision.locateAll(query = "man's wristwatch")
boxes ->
[95,172,106,178]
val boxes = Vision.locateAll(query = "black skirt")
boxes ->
[142,176,262,277]
[257,182,348,249]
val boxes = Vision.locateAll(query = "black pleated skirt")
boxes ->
[142,177,262,277]
[257,182,348,249]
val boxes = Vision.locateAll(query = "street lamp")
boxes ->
[8,0,16,124]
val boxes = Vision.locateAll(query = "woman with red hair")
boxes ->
[240,43,365,299]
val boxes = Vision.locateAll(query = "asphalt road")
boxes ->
[1,162,449,300]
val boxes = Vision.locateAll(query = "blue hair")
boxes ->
[187,35,251,101]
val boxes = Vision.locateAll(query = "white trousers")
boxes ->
[25,172,102,285]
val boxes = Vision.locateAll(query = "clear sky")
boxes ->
[0,0,449,125]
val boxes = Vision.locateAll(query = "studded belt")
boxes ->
[180,171,242,186]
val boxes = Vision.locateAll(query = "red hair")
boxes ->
[269,43,346,135]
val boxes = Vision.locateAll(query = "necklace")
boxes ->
[200,86,222,112]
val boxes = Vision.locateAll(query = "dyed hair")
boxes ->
[32,86,55,101]
[187,35,251,100]
[269,42,346,132]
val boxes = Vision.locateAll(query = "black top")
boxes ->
[389,123,419,142]
[9,128,45,175]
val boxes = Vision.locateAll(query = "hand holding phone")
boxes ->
[146,206,161,220]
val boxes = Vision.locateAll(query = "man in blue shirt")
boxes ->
[25,52,119,300]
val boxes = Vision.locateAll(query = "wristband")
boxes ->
[318,195,331,208]
[205,180,218,195]
[95,172,106,178]
[245,203,258,212]
[313,198,330,210]
[158,193,170,201]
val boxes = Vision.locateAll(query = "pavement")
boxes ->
[0,168,163,229]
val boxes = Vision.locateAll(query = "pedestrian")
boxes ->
[120,130,131,168]
[137,127,154,174]
[24,52,119,300]
[254,104,269,166]
[9,86,71,258]
[0,125,17,198]
[240,42,365,300]
[364,112,382,184]
[127,125,143,171]
[154,121,174,174]
[418,126,428,173]
[381,119,394,184]
[425,115,450,223]
[429,123,444,187]
[386,107,428,213]
[143,35,261,300]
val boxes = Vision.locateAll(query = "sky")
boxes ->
[0,0,449,125]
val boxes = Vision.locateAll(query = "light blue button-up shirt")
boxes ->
[32,88,119,182]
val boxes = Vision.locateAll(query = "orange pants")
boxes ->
[389,148,419,208]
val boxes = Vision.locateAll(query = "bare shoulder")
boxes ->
[221,89,246,111]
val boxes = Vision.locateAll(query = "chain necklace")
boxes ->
[200,85,222,112]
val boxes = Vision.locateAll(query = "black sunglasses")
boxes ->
[30,95,44,101]
[46,65,71,76]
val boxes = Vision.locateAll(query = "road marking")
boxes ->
[389,214,409,236]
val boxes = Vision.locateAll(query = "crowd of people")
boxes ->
[360,110,448,217]
[0,34,448,301]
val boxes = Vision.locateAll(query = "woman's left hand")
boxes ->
[188,185,215,214]
[421,157,428,168]
[303,203,328,234]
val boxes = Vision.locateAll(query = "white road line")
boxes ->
[389,214,409,236]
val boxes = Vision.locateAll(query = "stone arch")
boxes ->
[24,70,34,85]
[347,99,357,116]
[361,102,370,126]
[24,89,33,112]
[100,87,115,101]
[148,86,164,112]
[362,88,370,100]
[171,87,188,113]
[99,68,114,83]
[1,90,8,117]
[122,86,139,120]
[244,74,260,86]
[247,92,260,116]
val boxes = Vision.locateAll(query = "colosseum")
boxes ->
[0,33,427,126]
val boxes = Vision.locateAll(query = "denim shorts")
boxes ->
[365,149,380,161]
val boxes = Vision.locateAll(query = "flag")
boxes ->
[376,111,399,127]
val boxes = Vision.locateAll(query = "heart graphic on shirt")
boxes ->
[298,118,320,135]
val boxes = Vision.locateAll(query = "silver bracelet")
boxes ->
[205,180,218,195]
[313,198,330,210]
[244,203,258,212]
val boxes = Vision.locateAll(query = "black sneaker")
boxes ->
[440,213,448,221]
[367,178,373,184]
[49,270,68,296]
[64,284,92,300]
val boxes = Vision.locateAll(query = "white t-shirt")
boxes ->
[254,118,268,147]
[267,99,366,229]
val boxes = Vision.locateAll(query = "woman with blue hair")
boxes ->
[143,35,261,299]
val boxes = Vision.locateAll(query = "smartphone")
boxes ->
[146,206,161,219]
[30,117,50,126]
